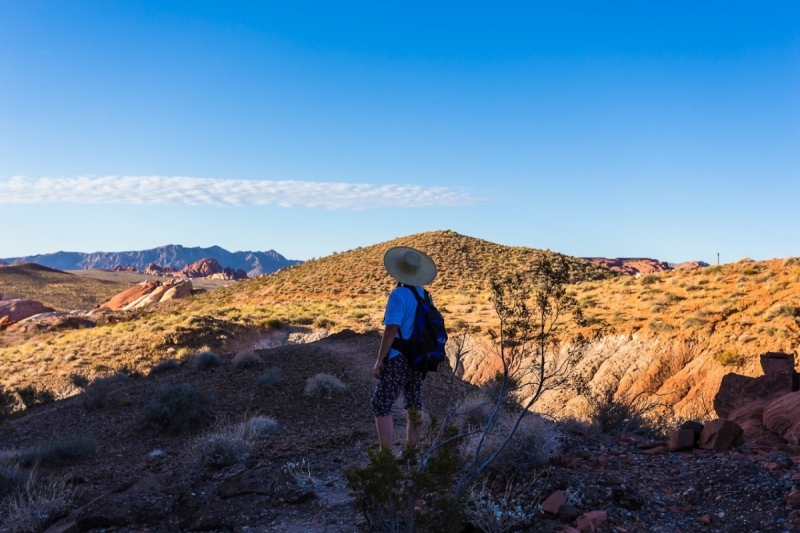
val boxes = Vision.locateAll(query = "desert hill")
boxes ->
[0,231,798,423]
[0,263,130,310]
[2,245,300,278]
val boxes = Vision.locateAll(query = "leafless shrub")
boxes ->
[305,374,347,398]
[0,457,30,498]
[257,367,282,389]
[232,351,263,371]
[582,387,672,437]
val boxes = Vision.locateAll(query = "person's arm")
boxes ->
[374,324,399,379]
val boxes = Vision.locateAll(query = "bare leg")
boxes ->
[375,416,394,449]
[405,409,420,446]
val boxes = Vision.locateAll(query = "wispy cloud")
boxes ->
[0,176,482,210]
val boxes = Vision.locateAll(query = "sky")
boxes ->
[1,1,798,263]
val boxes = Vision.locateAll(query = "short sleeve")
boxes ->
[383,288,405,326]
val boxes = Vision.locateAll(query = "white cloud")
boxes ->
[0,176,482,210]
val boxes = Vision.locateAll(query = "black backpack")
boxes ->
[391,285,448,374]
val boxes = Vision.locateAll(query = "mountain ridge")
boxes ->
[2,245,301,278]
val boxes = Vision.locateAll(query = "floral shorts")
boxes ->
[371,353,424,417]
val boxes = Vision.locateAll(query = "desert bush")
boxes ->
[0,387,17,422]
[81,372,128,411]
[14,386,55,410]
[232,351,263,371]
[5,472,78,533]
[68,373,89,390]
[460,412,563,472]
[194,426,250,468]
[149,358,180,375]
[648,318,674,331]
[264,318,284,330]
[582,388,671,437]
[640,275,659,285]
[257,367,282,389]
[305,374,348,398]
[783,257,800,267]
[141,383,214,433]
[683,316,707,328]
[766,304,799,321]
[18,435,96,467]
[714,350,745,367]
[314,316,335,328]
[190,350,221,370]
[239,415,278,440]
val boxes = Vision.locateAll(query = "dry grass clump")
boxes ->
[194,426,251,468]
[239,415,278,440]
[305,373,348,398]
[194,415,277,468]
[17,435,96,468]
[71,372,128,411]
[14,386,55,409]
[232,351,263,371]
[142,383,214,433]
[4,472,79,532]
[190,350,221,370]
[257,367,282,389]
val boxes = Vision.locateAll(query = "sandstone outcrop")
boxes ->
[112,264,137,272]
[100,280,193,311]
[582,257,709,276]
[0,299,55,328]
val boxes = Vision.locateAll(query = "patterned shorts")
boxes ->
[371,353,424,417]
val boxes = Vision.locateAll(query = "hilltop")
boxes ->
[2,245,300,278]
[0,263,130,310]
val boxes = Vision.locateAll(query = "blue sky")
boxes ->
[1,1,798,263]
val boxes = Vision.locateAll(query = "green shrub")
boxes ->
[0,387,17,422]
[640,275,660,285]
[314,316,336,328]
[257,367,282,389]
[15,386,55,409]
[142,383,214,433]
[683,316,707,328]
[743,268,758,275]
[648,318,674,331]
[239,416,278,440]
[194,427,250,468]
[81,372,128,411]
[19,435,96,467]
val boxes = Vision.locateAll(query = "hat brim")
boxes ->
[383,246,438,286]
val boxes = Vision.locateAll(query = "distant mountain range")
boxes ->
[2,245,301,278]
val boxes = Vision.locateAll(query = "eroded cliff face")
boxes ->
[452,333,778,420]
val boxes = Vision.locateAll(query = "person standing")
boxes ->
[371,246,438,451]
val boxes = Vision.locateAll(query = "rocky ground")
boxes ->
[0,332,798,532]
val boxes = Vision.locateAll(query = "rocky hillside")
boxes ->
[2,245,300,277]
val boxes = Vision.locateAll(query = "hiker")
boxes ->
[372,246,438,451]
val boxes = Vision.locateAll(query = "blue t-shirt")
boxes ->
[383,285,429,359]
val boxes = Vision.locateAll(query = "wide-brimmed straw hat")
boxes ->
[383,246,437,286]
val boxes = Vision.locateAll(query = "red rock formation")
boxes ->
[583,257,709,276]
[100,282,160,310]
[112,264,137,272]
[0,299,55,327]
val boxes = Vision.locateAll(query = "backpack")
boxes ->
[391,285,448,374]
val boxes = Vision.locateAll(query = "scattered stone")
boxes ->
[575,510,607,532]
[697,514,711,524]
[668,429,696,452]
[75,491,173,529]
[680,420,704,436]
[786,490,800,509]
[699,419,744,452]
[542,490,565,514]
